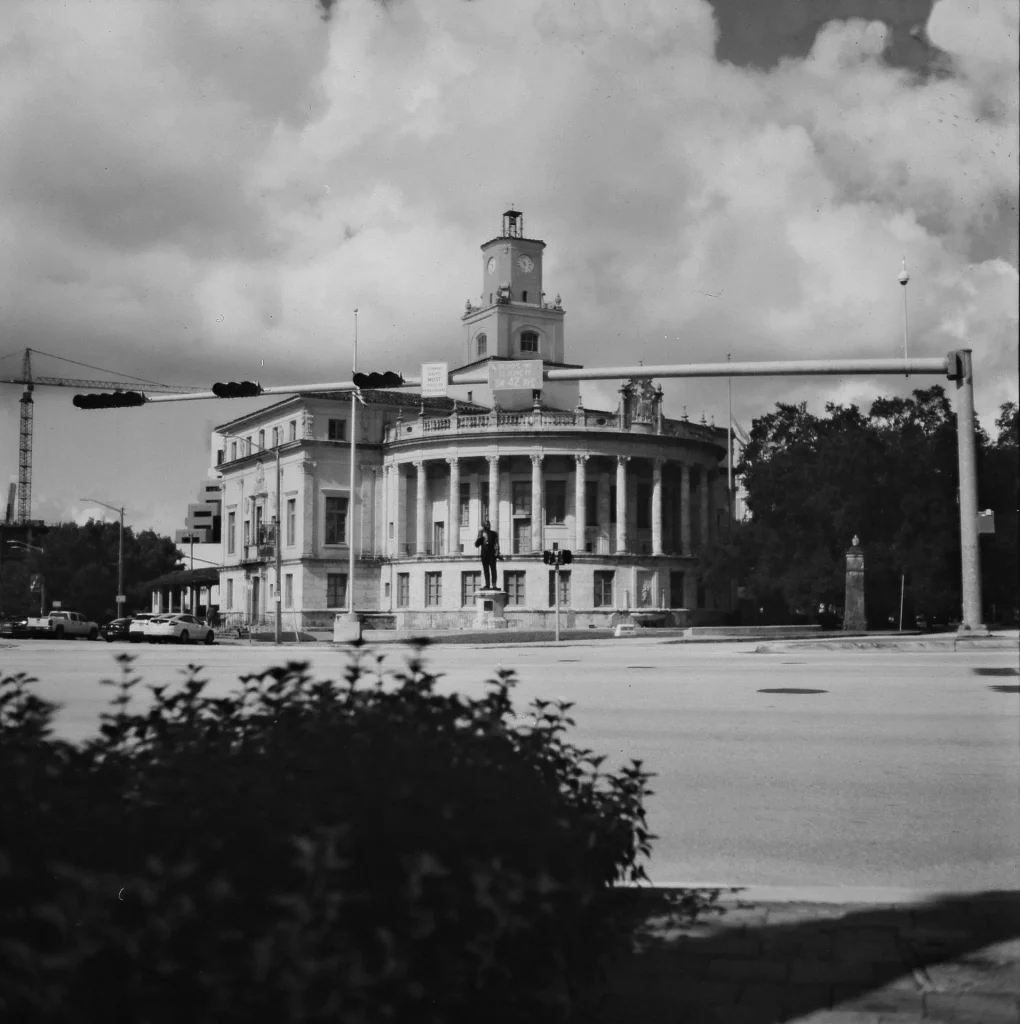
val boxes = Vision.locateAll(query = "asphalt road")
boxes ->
[4,636,1018,895]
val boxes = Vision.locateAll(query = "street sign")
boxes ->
[115,594,126,602]
[488,360,543,391]
[977,510,995,535]
[420,362,448,398]
[52,601,61,608]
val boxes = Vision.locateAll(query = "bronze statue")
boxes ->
[474,518,501,589]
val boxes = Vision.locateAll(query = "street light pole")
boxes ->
[81,497,125,620]
[348,308,358,617]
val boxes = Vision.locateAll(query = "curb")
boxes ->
[624,883,1020,906]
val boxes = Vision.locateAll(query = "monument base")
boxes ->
[333,612,363,643]
[474,588,509,629]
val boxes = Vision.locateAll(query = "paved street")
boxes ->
[3,636,1018,894]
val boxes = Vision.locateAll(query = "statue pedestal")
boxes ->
[474,589,508,629]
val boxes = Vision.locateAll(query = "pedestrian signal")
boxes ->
[352,371,404,389]
[73,391,146,409]
[212,381,263,398]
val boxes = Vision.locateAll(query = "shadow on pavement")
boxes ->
[594,889,1020,1023]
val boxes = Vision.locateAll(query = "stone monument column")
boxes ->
[843,535,866,631]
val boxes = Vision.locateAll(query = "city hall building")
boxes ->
[214,212,732,631]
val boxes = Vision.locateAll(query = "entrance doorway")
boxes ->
[250,576,261,623]
[433,521,445,556]
[669,571,686,608]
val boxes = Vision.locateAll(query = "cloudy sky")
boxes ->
[1,0,1016,536]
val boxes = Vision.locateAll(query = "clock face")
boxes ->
[486,257,496,275]
[517,254,534,273]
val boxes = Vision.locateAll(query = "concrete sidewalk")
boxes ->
[597,888,1020,1023]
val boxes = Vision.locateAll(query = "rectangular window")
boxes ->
[217,449,224,466]
[325,496,348,545]
[545,480,566,524]
[286,498,296,546]
[425,572,442,607]
[594,570,615,608]
[231,441,238,461]
[610,485,617,524]
[326,573,347,608]
[227,511,236,555]
[272,426,279,447]
[284,574,293,609]
[461,571,481,607]
[289,419,297,442]
[258,429,265,450]
[480,482,490,521]
[585,480,598,525]
[397,573,410,608]
[243,520,250,547]
[327,419,346,441]
[246,436,253,455]
[504,571,526,606]
[548,570,570,607]
[520,331,538,353]
[459,483,471,527]
[512,480,531,516]
[226,579,234,609]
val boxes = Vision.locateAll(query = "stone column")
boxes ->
[487,455,499,531]
[680,463,692,555]
[531,453,544,554]
[844,535,866,631]
[652,457,664,556]
[415,460,427,556]
[616,455,629,554]
[700,467,711,546]
[393,465,405,557]
[446,456,460,555]
[574,453,588,552]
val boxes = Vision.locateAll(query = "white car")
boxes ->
[145,614,215,645]
[128,613,158,643]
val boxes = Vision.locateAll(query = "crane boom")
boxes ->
[3,348,204,523]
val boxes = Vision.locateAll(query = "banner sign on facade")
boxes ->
[420,362,448,398]
[488,360,543,391]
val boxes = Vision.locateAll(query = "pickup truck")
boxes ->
[25,611,99,640]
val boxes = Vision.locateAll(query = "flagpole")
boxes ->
[727,353,733,525]
[348,309,358,616]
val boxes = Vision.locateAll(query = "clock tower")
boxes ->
[458,210,575,410]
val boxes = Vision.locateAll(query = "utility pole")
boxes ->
[349,308,358,618]
[899,257,910,377]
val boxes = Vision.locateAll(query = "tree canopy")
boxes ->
[1,522,182,623]
[703,387,1018,626]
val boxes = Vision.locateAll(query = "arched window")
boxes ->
[520,331,539,354]
[476,333,487,357]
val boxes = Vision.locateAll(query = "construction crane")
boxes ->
[0,348,204,525]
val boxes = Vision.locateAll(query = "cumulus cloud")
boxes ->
[0,0,1015,532]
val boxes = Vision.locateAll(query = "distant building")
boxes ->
[212,212,732,630]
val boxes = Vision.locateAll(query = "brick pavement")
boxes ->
[595,889,1020,1023]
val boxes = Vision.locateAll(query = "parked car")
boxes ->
[128,613,157,643]
[100,617,133,642]
[25,610,99,640]
[145,613,215,645]
[0,617,29,638]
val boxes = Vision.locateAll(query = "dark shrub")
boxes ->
[0,647,655,1023]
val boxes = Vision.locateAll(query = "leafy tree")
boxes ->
[719,387,1018,626]
[0,523,181,623]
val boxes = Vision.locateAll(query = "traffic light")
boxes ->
[73,391,146,409]
[542,550,554,565]
[561,549,573,564]
[542,549,573,566]
[352,371,404,390]
[212,381,263,398]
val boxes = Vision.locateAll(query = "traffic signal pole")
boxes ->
[90,350,985,633]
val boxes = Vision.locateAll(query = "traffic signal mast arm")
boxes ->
[135,354,957,404]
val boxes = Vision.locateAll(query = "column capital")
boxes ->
[445,455,460,467]
[652,456,666,469]
[617,454,631,465]
[413,459,425,471]
[530,452,544,466]
[486,454,499,466]
[575,452,590,464]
